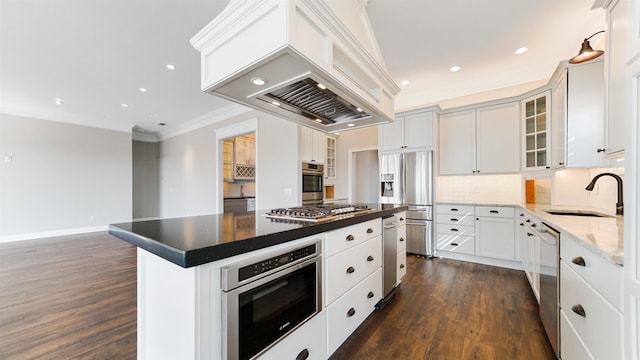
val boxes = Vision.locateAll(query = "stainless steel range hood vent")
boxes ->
[257,78,371,125]
[190,0,400,133]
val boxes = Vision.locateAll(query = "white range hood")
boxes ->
[190,0,400,133]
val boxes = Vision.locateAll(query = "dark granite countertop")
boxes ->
[109,204,407,268]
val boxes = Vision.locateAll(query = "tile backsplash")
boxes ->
[436,174,523,203]
[553,167,624,215]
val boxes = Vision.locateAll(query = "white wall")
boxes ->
[553,166,625,215]
[0,113,132,239]
[334,126,379,198]
[158,111,298,217]
[436,174,524,203]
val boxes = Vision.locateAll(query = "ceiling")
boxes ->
[0,0,605,138]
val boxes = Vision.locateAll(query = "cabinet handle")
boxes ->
[450,218,459,222]
[572,256,586,267]
[366,228,374,234]
[451,243,459,246]
[296,349,310,360]
[367,255,374,262]
[450,228,459,232]
[347,308,356,317]
[400,263,405,269]
[399,217,405,221]
[597,148,606,153]
[571,304,586,317]
[520,223,524,226]
[525,219,531,223]
[346,266,355,274]
[531,223,537,227]
[346,234,355,241]
[559,162,565,166]
[399,237,405,242]
[450,208,459,212]
[367,291,375,299]
[489,210,499,214]
[520,213,524,217]
[527,232,534,237]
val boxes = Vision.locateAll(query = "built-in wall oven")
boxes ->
[222,240,322,360]
[302,162,324,205]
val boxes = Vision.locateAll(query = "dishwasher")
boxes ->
[377,214,399,309]
[539,222,560,358]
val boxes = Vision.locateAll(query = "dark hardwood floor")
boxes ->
[330,255,556,360]
[0,232,137,360]
[0,233,554,360]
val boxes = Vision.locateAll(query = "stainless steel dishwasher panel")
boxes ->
[539,222,559,358]
[382,216,398,298]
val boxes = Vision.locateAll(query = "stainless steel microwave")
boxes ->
[302,162,324,205]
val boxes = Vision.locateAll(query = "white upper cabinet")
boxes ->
[378,109,435,153]
[522,91,551,170]
[299,126,327,164]
[566,60,609,168]
[604,0,627,156]
[439,101,520,175]
[551,74,567,169]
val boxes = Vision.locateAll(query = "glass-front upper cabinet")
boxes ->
[325,136,336,179]
[522,91,551,170]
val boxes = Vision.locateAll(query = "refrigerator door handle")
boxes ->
[406,221,427,226]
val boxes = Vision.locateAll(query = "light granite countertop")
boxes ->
[436,201,624,266]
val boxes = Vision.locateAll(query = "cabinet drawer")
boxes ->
[436,204,474,216]
[397,225,407,253]
[474,206,514,218]
[560,310,594,360]
[325,236,382,304]
[325,219,381,257]
[436,213,474,226]
[327,268,382,355]
[560,234,623,311]
[396,251,407,283]
[396,211,406,226]
[436,224,475,237]
[259,310,327,360]
[436,233,475,255]
[560,261,623,360]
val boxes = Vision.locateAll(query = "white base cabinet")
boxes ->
[475,206,515,260]
[259,311,327,360]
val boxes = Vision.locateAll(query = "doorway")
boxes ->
[350,149,379,203]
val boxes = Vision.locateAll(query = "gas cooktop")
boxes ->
[264,204,373,223]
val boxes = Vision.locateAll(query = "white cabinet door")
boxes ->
[604,0,627,156]
[476,217,515,260]
[312,130,327,164]
[551,71,567,169]
[404,112,434,150]
[522,91,551,170]
[378,116,404,152]
[439,109,476,175]
[566,60,609,167]
[476,102,520,173]
[299,126,314,163]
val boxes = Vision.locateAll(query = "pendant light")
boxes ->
[569,30,605,64]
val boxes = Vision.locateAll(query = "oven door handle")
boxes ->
[222,255,321,293]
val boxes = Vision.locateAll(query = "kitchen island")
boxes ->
[109,204,407,360]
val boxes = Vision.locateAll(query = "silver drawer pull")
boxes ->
[571,304,586,317]
[346,266,355,274]
[346,234,355,241]
[347,308,356,317]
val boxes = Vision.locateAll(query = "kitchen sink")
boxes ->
[543,210,611,218]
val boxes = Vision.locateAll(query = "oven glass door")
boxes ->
[237,261,318,360]
[302,173,323,194]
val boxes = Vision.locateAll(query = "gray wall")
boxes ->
[0,113,132,237]
[158,110,299,217]
[133,140,159,219]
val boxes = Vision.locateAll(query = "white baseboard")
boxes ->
[0,225,109,244]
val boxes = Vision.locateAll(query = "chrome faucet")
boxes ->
[585,172,623,216]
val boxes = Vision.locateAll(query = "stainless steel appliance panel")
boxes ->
[379,153,402,204]
[403,151,433,206]
[382,215,399,298]
[406,219,432,256]
[302,162,324,205]
[406,205,432,221]
[539,222,560,358]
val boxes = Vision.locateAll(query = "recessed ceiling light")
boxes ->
[317,83,327,90]
[55,98,64,105]
[251,77,266,86]
[166,64,176,70]
[450,65,461,72]
[400,80,409,86]
[356,107,363,112]
[515,47,528,55]
[271,101,281,106]
[139,88,148,92]
[121,103,129,108]
[315,119,323,123]
[347,123,355,127]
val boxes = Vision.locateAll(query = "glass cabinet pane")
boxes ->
[526,117,536,133]
[522,93,549,169]
[526,101,535,117]
[536,150,547,167]
[526,135,535,151]
[536,96,546,113]
[536,114,546,131]
[527,152,535,167]
[536,133,547,149]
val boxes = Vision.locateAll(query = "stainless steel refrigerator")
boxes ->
[379,151,434,257]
